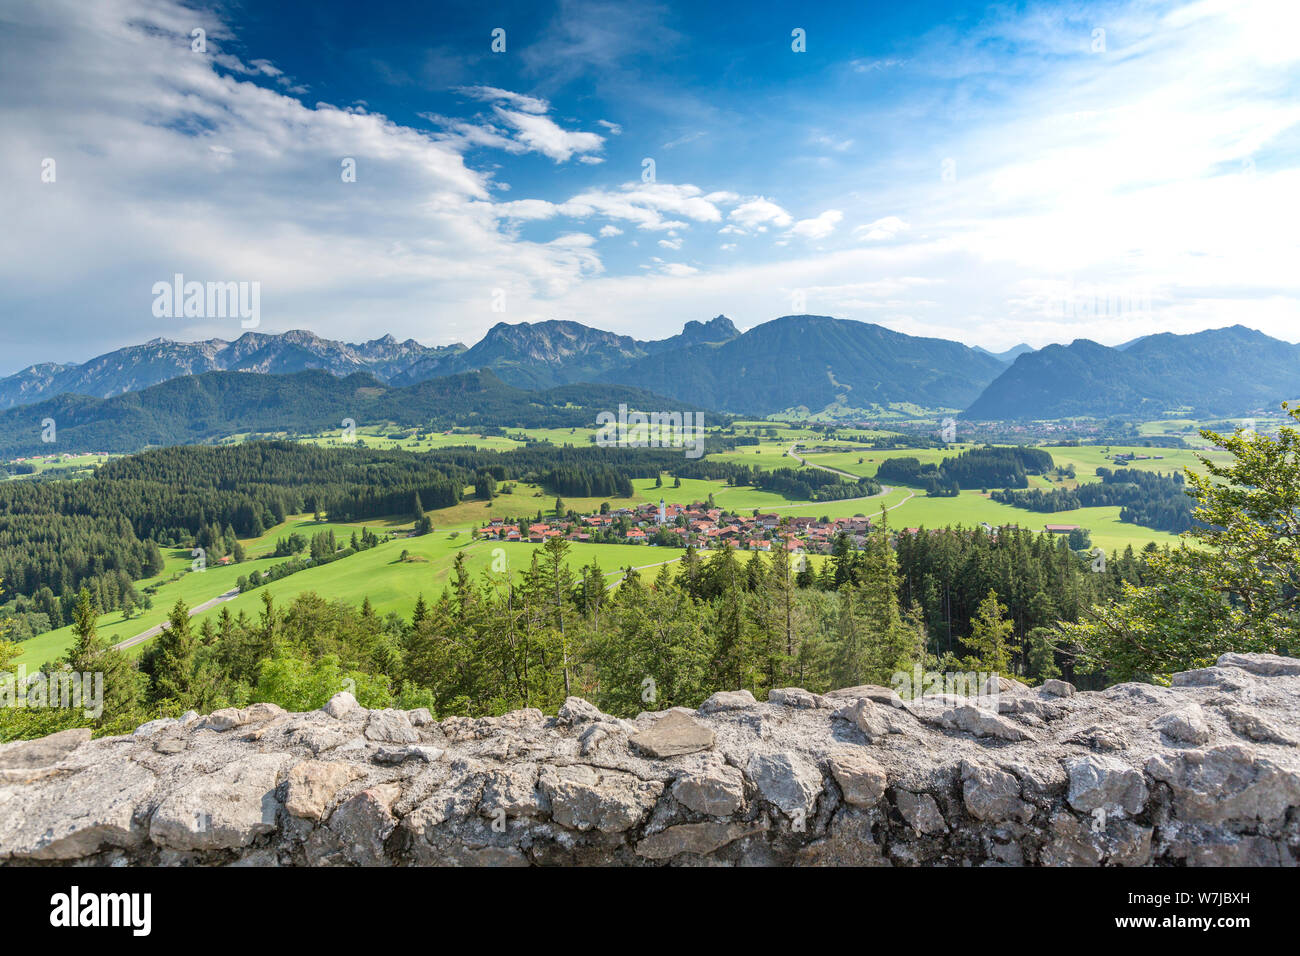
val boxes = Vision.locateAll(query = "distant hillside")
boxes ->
[974,343,1035,363]
[0,330,466,410]
[0,369,709,457]
[964,325,1300,420]
[598,315,1007,415]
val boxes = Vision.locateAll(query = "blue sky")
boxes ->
[1,0,1297,373]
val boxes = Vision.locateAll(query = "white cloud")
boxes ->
[493,182,734,232]
[789,210,843,240]
[662,131,706,150]
[660,263,698,277]
[850,58,905,72]
[854,216,910,241]
[729,198,793,231]
[457,85,549,114]
[492,107,605,163]
[599,225,624,237]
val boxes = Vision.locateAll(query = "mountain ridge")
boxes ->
[965,324,1300,419]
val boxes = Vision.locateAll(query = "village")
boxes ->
[471,497,1089,554]
[475,498,870,554]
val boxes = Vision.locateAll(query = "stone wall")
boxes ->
[2,652,1298,866]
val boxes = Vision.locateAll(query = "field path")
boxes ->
[112,587,241,652]
[602,557,683,589]
[786,443,864,480]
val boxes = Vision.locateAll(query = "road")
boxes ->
[774,443,908,512]
[112,587,242,652]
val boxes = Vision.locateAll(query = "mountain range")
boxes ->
[1,318,1295,437]
[0,317,743,409]
[963,325,1300,420]
[0,330,464,410]
[0,368,704,458]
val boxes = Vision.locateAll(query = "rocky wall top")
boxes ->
[1,653,1298,866]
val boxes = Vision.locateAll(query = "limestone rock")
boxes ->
[407,708,435,727]
[539,765,663,833]
[1039,679,1076,697]
[1064,754,1147,816]
[285,760,365,822]
[768,687,832,709]
[824,684,905,708]
[3,668,1298,867]
[826,750,887,808]
[833,697,906,742]
[943,704,1037,742]
[1216,652,1300,676]
[0,756,155,860]
[324,691,361,719]
[133,718,178,737]
[0,727,91,773]
[364,708,419,744]
[479,763,543,819]
[1153,705,1212,745]
[982,675,1030,697]
[557,696,610,726]
[797,811,887,866]
[308,784,401,866]
[204,702,285,732]
[1146,744,1300,825]
[961,761,1033,823]
[1040,811,1152,867]
[629,710,715,758]
[150,753,291,850]
[636,822,759,859]
[698,689,757,714]
[671,760,745,816]
[1220,704,1296,746]
[372,745,442,765]
[746,752,821,819]
[895,789,947,834]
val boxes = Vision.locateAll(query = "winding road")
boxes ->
[111,587,242,652]
[780,443,915,514]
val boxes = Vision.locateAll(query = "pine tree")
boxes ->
[64,588,141,726]
[150,598,197,705]
[540,536,575,696]
[966,589,1014,675]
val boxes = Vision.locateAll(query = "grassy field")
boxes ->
[11,515,399,668]
[2,452,116,481]
[427,475,803,527]
[11,525,689,669]
[1041,444,1231,481]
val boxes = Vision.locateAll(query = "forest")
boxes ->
[875,445,1054,494]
